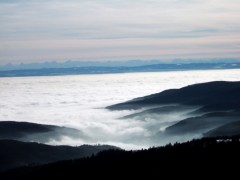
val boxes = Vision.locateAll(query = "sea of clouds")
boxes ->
[0,69,240,149]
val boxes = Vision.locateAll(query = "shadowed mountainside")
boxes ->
[1,136,240,179]
[164,111,240,135]
[0,121,87,143]
[121,105,194,120]
[0,139,119,172]
[107,81,240,140]
[107,81,240,111]
[204,121,240,137]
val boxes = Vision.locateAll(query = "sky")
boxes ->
[0,0,240,65]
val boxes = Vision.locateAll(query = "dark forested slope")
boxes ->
[0,140,118,172]
[2,136,240,179]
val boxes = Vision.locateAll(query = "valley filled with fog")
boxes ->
[0,69,240,149]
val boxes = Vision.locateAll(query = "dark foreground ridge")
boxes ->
[0,121,119,172]
[1,136,240,179]
[0,139,118,172]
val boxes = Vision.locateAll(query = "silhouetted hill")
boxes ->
[107,81,240,110]
[204,121,240,137]
[0,121,51,138]
[121,105,192,120]
[0,140,118,172]
[165,112,240,135]
[107,81,240,142]
[1,137,240,179]
[0,121,87,143]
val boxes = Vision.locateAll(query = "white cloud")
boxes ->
[1,70,240,149]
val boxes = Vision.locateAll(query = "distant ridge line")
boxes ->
[0,62,240,77]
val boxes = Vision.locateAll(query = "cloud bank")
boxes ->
[1,69,240,149]
[0,0,240,64]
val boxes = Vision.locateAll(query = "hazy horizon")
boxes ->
[1,0,240,65]
[1,59,240,72]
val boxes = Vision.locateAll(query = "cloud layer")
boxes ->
[0,0,240,64]
[1,69,240,149]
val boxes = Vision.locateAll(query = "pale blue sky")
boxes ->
[0,0,240,65]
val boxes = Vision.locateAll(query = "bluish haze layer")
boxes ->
[0,0,240,64]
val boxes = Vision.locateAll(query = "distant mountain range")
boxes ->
[0,62,240,77]
[2,59,240,71]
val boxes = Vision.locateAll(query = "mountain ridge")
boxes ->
[107,81,240,110]
[0,121,87,144]
[1,63,240,77]
[107,81,240,142]
[0,139,119,172]
[1,136,240,179]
